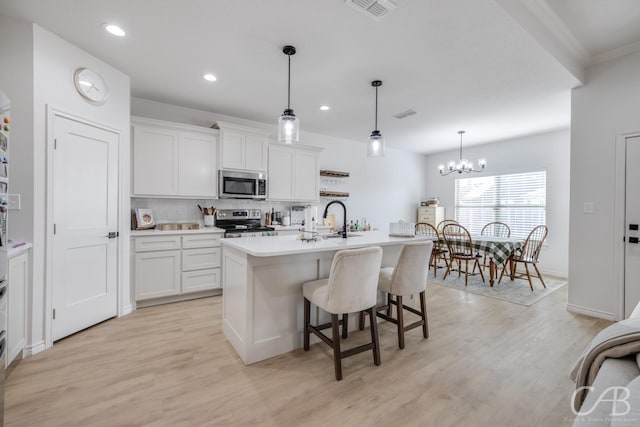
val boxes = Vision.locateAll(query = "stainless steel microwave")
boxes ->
[218,170,267,199]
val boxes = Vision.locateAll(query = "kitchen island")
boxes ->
[221,231,430,364]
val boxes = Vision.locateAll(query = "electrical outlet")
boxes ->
[7,193,20,210]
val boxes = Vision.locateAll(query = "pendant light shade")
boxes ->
[278,45,300,144]
[367,80,385,157]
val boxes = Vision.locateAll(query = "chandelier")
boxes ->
[438,131,486,176]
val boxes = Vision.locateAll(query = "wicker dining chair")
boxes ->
[442,224,485,286]
[415,222,448,277]
[499,225,548,291]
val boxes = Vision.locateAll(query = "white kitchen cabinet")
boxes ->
[135,250,181,300]
[133,232,222,305]
[268,143,322,202]
[417,206,445,227]
[7,250,28,367]
[214,121,270,172]
[131,117,218,198]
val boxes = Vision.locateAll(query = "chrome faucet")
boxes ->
[323,200,347,238]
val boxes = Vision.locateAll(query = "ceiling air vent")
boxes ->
[345,0,397,22]
[392,109,417,119]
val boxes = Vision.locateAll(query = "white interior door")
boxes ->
[625,136,640,317]
[52,115,118,341]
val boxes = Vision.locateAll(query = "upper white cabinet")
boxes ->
[214,121,270,172]
[131,117,218,198]
[268,143,322,202]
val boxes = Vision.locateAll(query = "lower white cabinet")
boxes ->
[133,233,222,303]
[135,250,182,300]
[7,251,28,367]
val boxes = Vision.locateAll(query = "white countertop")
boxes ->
[131,227,225,237]
[8,241,32,257]
[221,230,430,257]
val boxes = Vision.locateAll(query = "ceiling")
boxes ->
[1,0,639,154]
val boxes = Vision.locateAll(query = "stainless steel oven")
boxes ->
[218,170,267,200]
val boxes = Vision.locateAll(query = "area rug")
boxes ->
[429,270,567,307]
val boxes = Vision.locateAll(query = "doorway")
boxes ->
[49,112,119,341]
[624,136,640,317]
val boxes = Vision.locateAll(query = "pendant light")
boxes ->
[367,80,385,157]
[278,45,300,144]
[438,131,486,175]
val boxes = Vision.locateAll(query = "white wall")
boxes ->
[131,98,428,230]
[423,129,570,277]
[569,51,640,320]
[0,15,36,353]
[28,25,131,351]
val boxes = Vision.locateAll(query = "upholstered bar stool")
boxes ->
[361,241,433,349]
[303,246,383,381]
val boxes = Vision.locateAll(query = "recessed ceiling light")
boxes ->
[203,73,217,82]
[103,24,126,37]
[320,105,330,111]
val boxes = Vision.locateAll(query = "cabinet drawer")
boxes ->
[182,234,222,249]
[419,214,434,221]
[182,247,221,271]
[182,268,220,293]
[135,236,181,252]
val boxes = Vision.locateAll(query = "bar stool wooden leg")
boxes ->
[368,306,381,366]
[386,293,392,316]
[331,314,342,381]
[420,290,428,339]
[396,295,405,349]
[358,311,365,331]
[342,314,348,339]
[304,298,310,351]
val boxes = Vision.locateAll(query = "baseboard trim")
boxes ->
[566,303,615,321]
[24,340,46,357]
[136,289,222,309]
[540,269,567,279]
[120,304,133,317]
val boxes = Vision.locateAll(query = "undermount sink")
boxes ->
[322,232,362,239]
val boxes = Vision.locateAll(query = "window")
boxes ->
[454,171,546,239]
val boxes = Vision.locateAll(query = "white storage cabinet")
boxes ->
[214,121,270,172]
[134,233,222,303]
[268,143,322,202]
[417,206,445,227]
[7,250,28,367]
[131,117,218,198]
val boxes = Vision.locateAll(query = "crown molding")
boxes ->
[495,0,587,85]
[590,39,640,66]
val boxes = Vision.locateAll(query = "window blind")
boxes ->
[454,171,546,239]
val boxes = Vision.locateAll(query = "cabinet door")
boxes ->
[221,132,245,170]
[135,250,181,300]
[132,126,178,195]
[294,150,319,201]
[268,145,295,200]
[178,131,217,197]
[7,252,27,366]
[244,135,268,171]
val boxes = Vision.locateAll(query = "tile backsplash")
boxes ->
[131,198,303,227]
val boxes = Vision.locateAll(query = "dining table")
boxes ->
[436,235,524,286]
[468,235,523,286]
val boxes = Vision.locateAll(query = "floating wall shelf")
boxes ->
[320,170,350,178]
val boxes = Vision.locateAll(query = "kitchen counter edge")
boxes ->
[131,227,225,237]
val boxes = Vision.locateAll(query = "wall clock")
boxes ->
[73,68,109,104]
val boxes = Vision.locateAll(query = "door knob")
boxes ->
[106,232,119,239]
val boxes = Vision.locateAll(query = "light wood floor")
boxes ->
[5,284,610,427]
